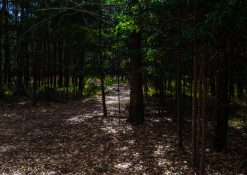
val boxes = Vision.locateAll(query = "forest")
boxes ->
[0,0,247,174]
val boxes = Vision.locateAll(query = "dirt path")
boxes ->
[0,84,245,174]
[0,84,190,174]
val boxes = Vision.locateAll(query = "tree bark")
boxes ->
[58,41,64,88]
[199,46,207,175]
[32,42,38,106]
[53,41,57,88]
[192,0,198,167]
[98,6,107,118]
[3,0,11,85]
[0,1,3,95]
[214,48,229,152]
[176,49,183,150]
[78,50,85,96]
[128,31,144,124]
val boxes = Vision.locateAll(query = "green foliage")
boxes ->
[83,78,101,97]
[116,14,138,36]
[104,76,114,87]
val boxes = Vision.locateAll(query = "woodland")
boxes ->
[0,0,247,174]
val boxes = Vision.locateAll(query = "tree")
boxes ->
[127,0,144,124]
[2,0,11,85]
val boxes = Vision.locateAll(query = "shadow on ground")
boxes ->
[0,84,246,174]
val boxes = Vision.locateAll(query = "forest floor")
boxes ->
[0,84,247,175]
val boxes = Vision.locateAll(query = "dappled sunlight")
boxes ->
[17,102,28,105]
[1,84,244,174]
[101,125,118,134]
[66,114,94,124]
[1,169,63,175]
[116,146,129,151]
[1,171,22,175]
[156,158,171,166]
[114,161,145,173]
[114,162,132,169]
[41,109,47,113]
[0,145,13,153]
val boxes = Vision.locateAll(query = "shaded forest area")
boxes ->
[0,0,247,174]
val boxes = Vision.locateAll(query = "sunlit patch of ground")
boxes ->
[0,84,246,174]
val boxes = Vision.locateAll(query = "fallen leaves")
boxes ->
[0,84,246,174]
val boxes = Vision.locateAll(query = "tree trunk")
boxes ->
[176,1,183,150]
[58,41,63,88]
[192,63,199,164]
[3,0,11,85]
[33,42,38,106]
[214,50,229,152]
[199,46,207,175]
[53,41,57,88]
[98,9,107,118]
[128,31,144,124]
[237,78,243,99]
[176,42,182,150]
[24,41,30,89]
[197,59,202,166]
[16,2,25,95]
[0,2,3,96]
[78,50,85,96]
[192,0,198,167]
[65,51,70,100]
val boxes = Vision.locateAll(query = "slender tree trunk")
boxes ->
[176,41,182,150]
[159,78,165,111]
[237,78,243,99]
[192,0,198,168]
[214,41,229,151]
[24,41,30,89]
[197,57,202,166]
[199,46,207,175]
[53,41,57,88]
[78,50,85,96]
[65,51,69,100]
[214,48,229,152]
[98,11,107,118]
[3,0,11,85]
[33,43,38,106]
[176,0,183,151]
[0,2,3,95]
[168,79,173,103]
[192,56,198,166]
[144,78,148,99]
[16,2,26,95]
[58,41,63,88]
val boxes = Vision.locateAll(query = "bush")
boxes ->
[83,79,100,97]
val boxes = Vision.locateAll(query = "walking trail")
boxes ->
[0,84,244,174]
